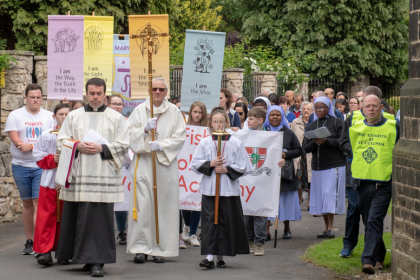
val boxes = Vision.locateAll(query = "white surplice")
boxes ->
[57,106,129,203]
[126,97,186,257]
[32,128,57,189]
[190,135,253,196]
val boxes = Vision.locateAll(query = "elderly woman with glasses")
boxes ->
[302,97,346,239]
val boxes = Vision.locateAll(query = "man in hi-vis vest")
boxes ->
[341,94,399,275]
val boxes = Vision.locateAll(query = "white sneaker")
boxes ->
[182,225,190,242]
[254,244,265,256]
[248,241,255,253]
[179,237,187,249]
[188,235,201,247]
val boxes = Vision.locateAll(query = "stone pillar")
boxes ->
[34,56,59,111]
[222,68,245,95]
[297,74,310,100]
[392,0,420,279]
[0,51,34,141]
[251,71,277,96]
[349,76,370,97]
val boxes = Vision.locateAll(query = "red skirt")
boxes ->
[33,186,63,253]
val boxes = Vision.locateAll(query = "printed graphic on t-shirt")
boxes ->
[25,121,44,143]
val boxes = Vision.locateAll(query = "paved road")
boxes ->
[0,198,392,280]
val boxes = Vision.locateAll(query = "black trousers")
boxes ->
[356,180,392,266]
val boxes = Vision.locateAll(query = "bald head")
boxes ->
[362,95,383,124]
[285,90,295,106]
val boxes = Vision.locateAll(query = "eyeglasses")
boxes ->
[314,107,327,111]
[238,112,244,116]
[153,88,167,92]
[109,103,123,107]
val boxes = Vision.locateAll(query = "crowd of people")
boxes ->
[4,79,397,277]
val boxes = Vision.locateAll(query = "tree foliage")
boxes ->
[241,0,409,83]
[0,0,221,55]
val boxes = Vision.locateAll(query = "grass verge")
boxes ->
[301,232,392,276]
[387,199,392,214]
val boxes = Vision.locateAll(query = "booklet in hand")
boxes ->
[303,127,332,139]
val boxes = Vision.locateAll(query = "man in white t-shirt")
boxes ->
[4,84,54,255]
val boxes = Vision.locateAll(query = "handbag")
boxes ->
[281,159,294,181]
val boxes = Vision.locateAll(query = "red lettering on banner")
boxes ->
[190,129,194,145]
[189,181,199,193]
[178,159,188,170]
[127,182,131,192]
[239,185,244,197]
[122,176,127,186]
[245,186,255,202]
[189,154,192,171]
[179,175,188,192]
[194,134,201,145]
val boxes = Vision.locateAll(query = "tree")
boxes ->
[0,0,221,54]
[241,0,409,83]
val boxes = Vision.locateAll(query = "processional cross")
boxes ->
[126,22,169,245]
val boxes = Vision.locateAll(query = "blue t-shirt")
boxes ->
[286,112,296,124]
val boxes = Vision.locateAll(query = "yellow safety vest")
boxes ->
[349,119,397,181]
[351,110,395,127]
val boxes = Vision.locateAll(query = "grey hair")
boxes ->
[294,93,304,101]
[152,77,168,89]
[262,88,272,94]
[301,101,314,110]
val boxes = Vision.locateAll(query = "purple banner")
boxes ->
[47,15,84,100]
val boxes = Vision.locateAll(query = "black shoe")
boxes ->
[37,252,53,266]
[283,231,291,239]
[317,231,328,238]
[199,259,214,269]
[58,259,70,265]
[117,231,127,245]
[266,233,271,241]
[217,260,227,268]
[326,230,335,238]
[134,254,148,263]
[83,264,92,271]
[307,206,310,211]
[90,264,104,277]
[22,239,34,255]
[152,256,165,263]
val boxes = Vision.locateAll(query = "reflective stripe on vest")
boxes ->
[349,119,397,181]
[351,110,395,127]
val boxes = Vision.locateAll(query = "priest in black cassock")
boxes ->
[56,78,129,277]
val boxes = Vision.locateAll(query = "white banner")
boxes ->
[232,130,283,217]
[114,152,133,211]
[178,127,283,217]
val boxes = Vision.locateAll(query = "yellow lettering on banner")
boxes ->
[128,15,170,100]
[83,16,114,96]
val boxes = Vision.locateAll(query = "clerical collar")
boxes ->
[85,104,107,112]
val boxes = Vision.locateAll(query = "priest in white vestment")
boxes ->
[56,78,129,277]
[126,77,186,263]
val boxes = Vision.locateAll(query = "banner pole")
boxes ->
[274,218,278,248]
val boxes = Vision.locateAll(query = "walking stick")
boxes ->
[211,130,229,224]
[128,22,169,245]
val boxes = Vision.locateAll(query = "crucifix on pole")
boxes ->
[128,21,169,245]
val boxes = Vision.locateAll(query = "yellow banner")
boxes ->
[129,15,170,99]
[83,16,114,95]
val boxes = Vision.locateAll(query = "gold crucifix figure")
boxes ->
[129,22,169,245]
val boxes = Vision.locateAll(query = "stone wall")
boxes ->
[251,71,277,95]
[223,68,245,95]
[392,0,420,279]
[349,76,370,97]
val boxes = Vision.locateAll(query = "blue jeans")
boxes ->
[12,164,42,200]
[343,187,360,250]
[244,216,268,245]
[181,210,201,236]
[114,211,128,232]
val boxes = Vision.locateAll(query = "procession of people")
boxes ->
[5,79,398,277]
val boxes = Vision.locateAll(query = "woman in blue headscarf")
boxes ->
[302,97,346,239]
[265,106,302,239]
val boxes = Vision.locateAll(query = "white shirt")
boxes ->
[190,135,253,196]
[32,128,57,189]
[4,107,54,168]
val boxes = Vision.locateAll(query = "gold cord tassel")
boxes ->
[133,154,140,221]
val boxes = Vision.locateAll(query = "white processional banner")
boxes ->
[114,151,134,211]
[178,127,283,217]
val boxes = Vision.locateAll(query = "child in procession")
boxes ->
[190,107,253,269]
[33,103,71,266]
[180,102,209,248]
[242,107,269,256]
